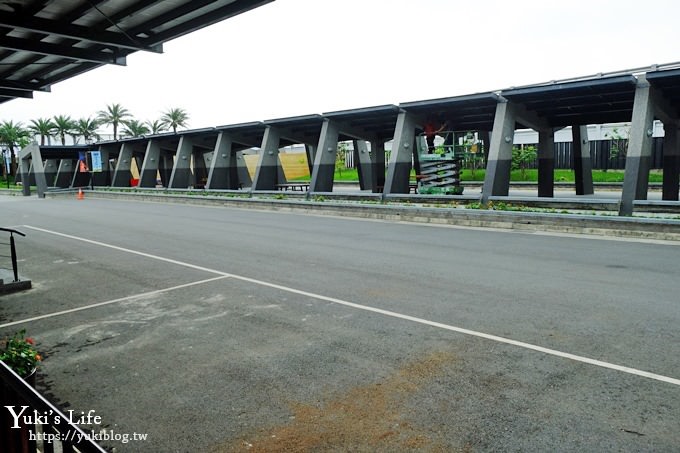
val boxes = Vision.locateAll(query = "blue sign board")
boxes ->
[91,151,103,173]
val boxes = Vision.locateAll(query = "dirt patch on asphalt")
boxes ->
[215,351,460,452]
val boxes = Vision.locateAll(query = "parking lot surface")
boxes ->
[1,196,679,452]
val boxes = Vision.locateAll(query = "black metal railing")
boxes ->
[0,361,107,453]
[0,227,25,283]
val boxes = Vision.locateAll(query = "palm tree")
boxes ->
[160,107,189,134]
[0,120,30,176]
[97,103,131,140]
[121,119,150,138]
[144,119,167,135]
[28,118,56,146]
[52,115,75,145]
[75,117,101,143]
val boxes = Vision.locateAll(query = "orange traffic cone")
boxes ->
[77,188,84,200]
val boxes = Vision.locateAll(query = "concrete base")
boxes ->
[0,269,32,294]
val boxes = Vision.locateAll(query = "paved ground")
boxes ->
[1,195,679,452]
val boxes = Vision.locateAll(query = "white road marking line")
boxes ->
[0,276,229,328]
[21,224,680,387]
[229,274,680,387]
[22,225,232,276]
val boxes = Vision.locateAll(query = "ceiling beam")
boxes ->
[0,16,162,53]
[0,88,33,98]
[145,0,274,45]
[0,35,127,65]
[0,79,50,92]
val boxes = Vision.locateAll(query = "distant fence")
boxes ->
[343,138,665,171]
[554,139,664,170]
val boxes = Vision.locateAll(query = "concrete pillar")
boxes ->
[384,111,417,195]
[237,152,252,189]
[54,160,75,188]
[537,129,555,197]
[252,126,281,191]
[305,145,316,174]
[572,125,594,195]
[169,137,194,189]
[662,124,680,201]
[207,132,238,189]
[139,140,161,188]
[371,140,386,192]
[43,159,58,186]
[353,140,374,191]
[19,144,47,198]
[479,131,491,163]
[26,162,36,186]
[620,78,655,216]
[482,101,516,203]
[158,154,172,187]
[112,143,133,187]
[310,120,339,193]
[19,152,30,196]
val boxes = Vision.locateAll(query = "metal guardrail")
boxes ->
[0,228,25,283]
[0,361,107,453]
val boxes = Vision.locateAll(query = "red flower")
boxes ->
[25,338,35,345]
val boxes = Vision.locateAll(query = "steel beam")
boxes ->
[572,126,594,196]
[620,78,656,216]
[310,120,339,193]
[169,136,194,188]
[252,126,282,191]
[384,111,417,195]
[139,140,161,188]
[482,100,516,202]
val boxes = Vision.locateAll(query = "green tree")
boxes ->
[52,115,75,145]
[97,103,132,140]
[604,125,629,172]
[121,119,150,138]
[75,117,101,143]
[511,145,537,181]
[144,119,167,135]
[335,142,348,177]
[28,118,56,146]
[0,120,30,176]
[160,107,189,134]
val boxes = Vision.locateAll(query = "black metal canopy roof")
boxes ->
[215,121,266,149]
[37,144,95,159]
[322,104,401,142]
[500,75,638,128]
[646,68,680,118]
[0,0,274,104]
[263,114,324,146]
[399,93,500,132]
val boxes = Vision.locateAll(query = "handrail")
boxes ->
[0,361,107,452]
[0,227,25,282]
[0,227,26,237]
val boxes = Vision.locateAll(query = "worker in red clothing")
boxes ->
[423,119,447,153]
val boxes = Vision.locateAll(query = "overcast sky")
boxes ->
[2,0,680,133]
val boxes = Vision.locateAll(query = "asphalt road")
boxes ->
[1,196,678,452]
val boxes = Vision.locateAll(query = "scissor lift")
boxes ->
[416,131,484,195]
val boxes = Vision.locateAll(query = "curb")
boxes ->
[44,190,680,242]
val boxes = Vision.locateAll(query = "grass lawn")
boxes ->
[294,168,664,183]
[0,175,20,189]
